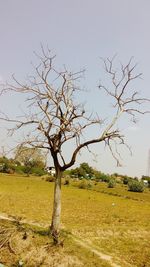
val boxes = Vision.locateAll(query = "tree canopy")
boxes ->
[14,145,46,168]
[0,47,149,243]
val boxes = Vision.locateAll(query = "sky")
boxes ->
[0,0,150,177]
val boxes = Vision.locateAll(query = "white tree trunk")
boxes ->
[50,168,62,244]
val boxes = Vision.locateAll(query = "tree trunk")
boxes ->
[50,168,62,244]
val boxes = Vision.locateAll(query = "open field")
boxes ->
[0,173,150,266]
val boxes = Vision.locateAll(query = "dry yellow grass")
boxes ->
[0,173,150,266]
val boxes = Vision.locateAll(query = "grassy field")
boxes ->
[0,173,150,266]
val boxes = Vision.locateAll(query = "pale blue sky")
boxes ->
[0,0,150,177]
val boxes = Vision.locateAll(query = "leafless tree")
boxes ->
[0,49,149,244]
[14,145,46,167]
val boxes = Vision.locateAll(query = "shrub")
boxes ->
[128,180,144,192]
[116,179,122,184]
[30,167,46,176]
[7,168,15,174]
[99,173,111,183]
[46,175,55,182]
[113,173,119,177]
[123,176,131,185]
[78,179,92,189]
[14,165,25,174]
[108,179,116,188]
[23,166,31,174]
[94,171,102,182]
[64,179,70,185]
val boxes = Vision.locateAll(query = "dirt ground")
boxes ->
[0,219,83,267]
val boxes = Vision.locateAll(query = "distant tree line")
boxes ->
[66,163,149,192]
[0,151,149,193]
[0,146,46,176]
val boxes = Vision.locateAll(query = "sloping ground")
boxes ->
[72,236,122,267]
[0,215,114,267]
[72,228,150,267]
[0,217,82,267]
[0,174,150,266]
[0,214,145,267]
[62,184,150,267]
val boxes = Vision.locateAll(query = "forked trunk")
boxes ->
[50,168,62,244]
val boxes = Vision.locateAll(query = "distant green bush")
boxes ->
[128,180,144,192]
[108,179,116,188]
[0,156,46,176]
[69,162,95,179]
[123,176,131,185]
[22,166,32,175]
[16,165,46,176]
[99,173,111,183]
[14,165,26,174]
[78,179,92,189]
[93,170,102,181]
[30,167,46,176]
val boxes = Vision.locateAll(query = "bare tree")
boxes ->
[0,49,149,243]
[14,145,46,167]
